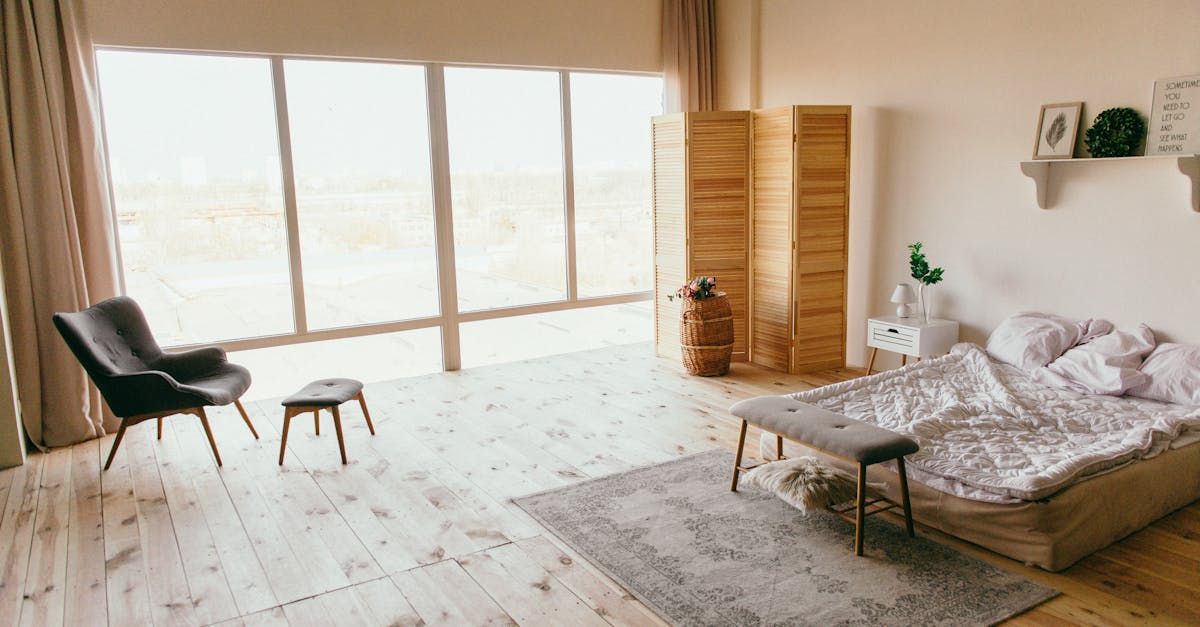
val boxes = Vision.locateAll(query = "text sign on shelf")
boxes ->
[1148,73,1200,155]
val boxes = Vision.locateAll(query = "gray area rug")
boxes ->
[514,450,1056,626]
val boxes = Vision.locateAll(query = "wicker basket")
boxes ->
[679,292,734,376]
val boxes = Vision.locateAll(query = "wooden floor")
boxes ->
[1,343,1197,626]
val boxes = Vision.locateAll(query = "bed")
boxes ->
[758,343,1200,571]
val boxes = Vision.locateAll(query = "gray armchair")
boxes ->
[53,296,259,470]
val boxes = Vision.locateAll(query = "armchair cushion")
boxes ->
[54,296,251,417]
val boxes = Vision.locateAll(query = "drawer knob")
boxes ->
[887,328,899,333]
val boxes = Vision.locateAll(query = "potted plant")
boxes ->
[908,242,945,323]
[668,276,733,376]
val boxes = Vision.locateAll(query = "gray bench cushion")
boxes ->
[729,396,918,465]
[282,378,364,407]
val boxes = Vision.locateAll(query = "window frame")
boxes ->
[94,46,659,371]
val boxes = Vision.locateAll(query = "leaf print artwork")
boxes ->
[1045,112,1067,149]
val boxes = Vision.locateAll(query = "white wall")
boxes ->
[85,0,662,71]
[723,0,1200,369]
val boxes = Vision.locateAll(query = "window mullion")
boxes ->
[560,70,579,302]
[269,56,308,335]
[425,63,462,371]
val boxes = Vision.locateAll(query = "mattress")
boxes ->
[785,343,1200,502]
[763,433,1200,571]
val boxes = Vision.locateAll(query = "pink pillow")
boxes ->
[986,312,1113,372]
[1033,325,1156,395]
[1128,343,1200,406]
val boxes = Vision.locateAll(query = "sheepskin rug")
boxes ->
[743,456,879,514]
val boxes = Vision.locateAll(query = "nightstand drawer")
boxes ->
[868,321,918,352]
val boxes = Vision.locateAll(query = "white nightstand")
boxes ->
[866,316,959,374]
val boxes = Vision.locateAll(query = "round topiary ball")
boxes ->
[1084,107,1145,158]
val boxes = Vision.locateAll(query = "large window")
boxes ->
[570,73,662,296]
[97,48,663,373]
[283,59,439,329]
[446,68,567,311]
[97,51,292,345]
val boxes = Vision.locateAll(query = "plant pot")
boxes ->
[679,292,734,376]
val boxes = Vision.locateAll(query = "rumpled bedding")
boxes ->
[787,343,1200,503]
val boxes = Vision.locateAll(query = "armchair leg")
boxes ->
[197,408,223,467]
[234,399,260,439]
[157,417,163,440]
[314,410,320,436]
[104,419,130,471]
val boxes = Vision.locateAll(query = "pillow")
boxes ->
[1033,325,1156,395]
[985,312,1113,372]
[1127,343,1200,406]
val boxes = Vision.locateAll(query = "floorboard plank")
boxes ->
[19,447,71,627]
[458,543,609,627]
[63,439,107,626]
[516,535,667,627]
[126,426,198,626]
[391,559,516,626]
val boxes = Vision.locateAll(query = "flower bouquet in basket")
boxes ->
[669,276,733,376]
[668,275,719,301]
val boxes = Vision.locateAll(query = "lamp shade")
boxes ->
[890,283,916,304]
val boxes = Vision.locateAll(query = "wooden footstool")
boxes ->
[729,396,919,556]
[279,378,375,465]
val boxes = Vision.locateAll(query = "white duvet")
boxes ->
[785,343,1200,503]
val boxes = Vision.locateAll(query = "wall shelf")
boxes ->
[1019,154,1200,212]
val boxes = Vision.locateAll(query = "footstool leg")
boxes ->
[897,457,915,537]
[279,409,293,466]
[332,406,348,464]
[314,409,320,436]
[356,391,375,435]
[854,462,867,556]
[731,419,748,492]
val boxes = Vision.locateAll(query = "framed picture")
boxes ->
[1032,102,1082,160]
[1146,74,1200,155]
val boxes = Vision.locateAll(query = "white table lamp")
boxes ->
[891,283,916,318]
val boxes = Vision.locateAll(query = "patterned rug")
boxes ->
[514,450,1056,626]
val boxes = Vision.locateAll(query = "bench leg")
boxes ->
[332,406,348,464]
[730,419,748,492]
[897,456,915,537]
[854,462,867,556]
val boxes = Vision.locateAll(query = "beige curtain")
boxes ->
[0,0,120,449]
[662,0,716,113]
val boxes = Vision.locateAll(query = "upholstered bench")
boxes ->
[729,396,919,556]
[279,378,375,465]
